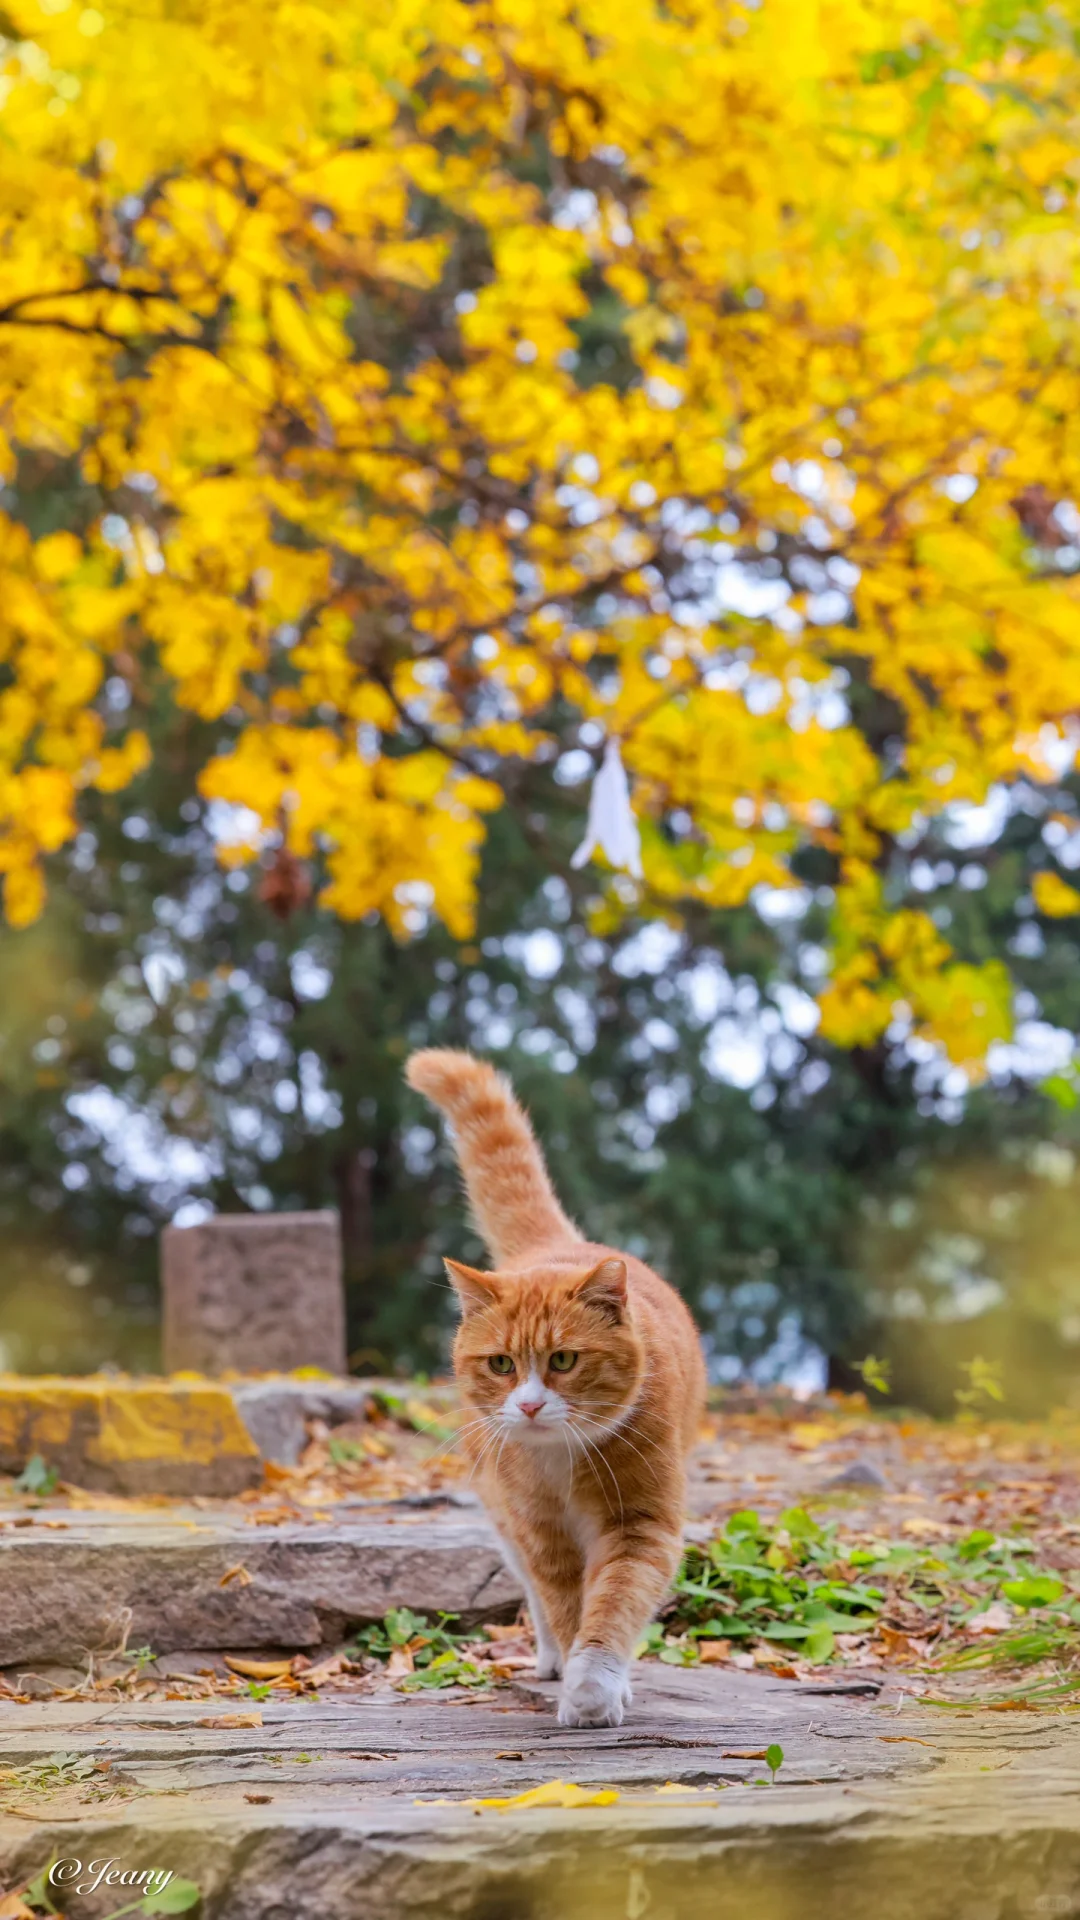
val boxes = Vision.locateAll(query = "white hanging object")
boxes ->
[570,737,643,880]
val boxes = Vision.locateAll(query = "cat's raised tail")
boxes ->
[405,1048,581,1265]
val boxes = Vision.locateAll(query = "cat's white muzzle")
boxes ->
[501,1369,570,1442]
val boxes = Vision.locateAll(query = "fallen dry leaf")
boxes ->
[198,1712,264,1729]
[697,1640,731,1664]
[224,1657,292,1680]
[299,1655,350,1686]
[386,1647,414,1678]
[244,1793,273,1803]
[0,1894,36,1919]
[722,1749,769,1760]
[466,1779,620,1811]
[966,1603,1012,1636]
[219,1563,253,1588]
[875,1627,916,1657]
[901,1517,952,1539]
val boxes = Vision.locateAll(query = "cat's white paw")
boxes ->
[534,1637,563,1680]
[557,1649,631,1727]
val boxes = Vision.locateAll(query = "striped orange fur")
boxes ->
[406,1047,706,1727]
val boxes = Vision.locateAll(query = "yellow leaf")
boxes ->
[3,864,44,929]
[94,729,151,794]
[1033,871,1080,918]
[217,1565,254,1590]
[466,1779,620,1810]
[0,1895,36,1919]
[34,531,82,582]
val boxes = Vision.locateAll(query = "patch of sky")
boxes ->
[66,1086,219,1188]
[504,928,564,980]
[291,949,333,1001]
[611,921,681,978]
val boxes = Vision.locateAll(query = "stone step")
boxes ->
[2,1667,1077,1919]
[0,1501,519,1668]
[0,1378,263,1498]
[0,1373,436,1497]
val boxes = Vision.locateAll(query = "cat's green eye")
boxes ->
[488,1353,515,1376]
[549,1350,578,1373]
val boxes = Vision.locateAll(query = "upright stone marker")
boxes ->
[162,1211,346,1376]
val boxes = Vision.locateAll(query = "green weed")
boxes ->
[642,1510,1080,1684]
[347,1608,490,1690]
[665,1506,885,1662]
[13,1454,58,1496]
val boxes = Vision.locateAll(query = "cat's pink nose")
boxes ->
[518,1398,545,1418]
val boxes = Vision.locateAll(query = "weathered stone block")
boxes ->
[162,1211,346,1375]
[231,1378,374,1465]
[0,1508,520,1662]
[0,1377,261,1496]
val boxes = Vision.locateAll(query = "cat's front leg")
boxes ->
[489,1525,559,1673]
[490,1518,581,1681]
[558,1647,634,1726]
[528,1595,564,1680]
[558,1520,682,1728]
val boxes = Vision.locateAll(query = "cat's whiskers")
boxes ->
[566,1416,624,1522]
[567,1405,661,1485]
[408,1425,489,1482]
[464,1415,508,1483]
[490,1424,514,1485]
[421,1413,495,1467]
[560,1425,576,1514]
[564,1416,608,1509]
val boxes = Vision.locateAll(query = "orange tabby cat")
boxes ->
[406,1047,706,1727]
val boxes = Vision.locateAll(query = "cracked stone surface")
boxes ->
[3,1667,1080,1919]
[0,1503,520,1666]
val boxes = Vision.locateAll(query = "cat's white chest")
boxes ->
[566,1497,602,1561]
[530,1447,604,1558]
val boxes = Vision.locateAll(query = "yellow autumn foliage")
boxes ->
[1,0,1080,1063]
[1032,871,1080,920]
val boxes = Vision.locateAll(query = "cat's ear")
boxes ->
[444,1258,503,1317]
[573,1257,628,1322]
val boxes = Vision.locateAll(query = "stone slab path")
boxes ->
[3,1666,1080,1919]
[0,1498,519,1667]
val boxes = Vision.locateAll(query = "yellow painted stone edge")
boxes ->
[0,1375,260,1467]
